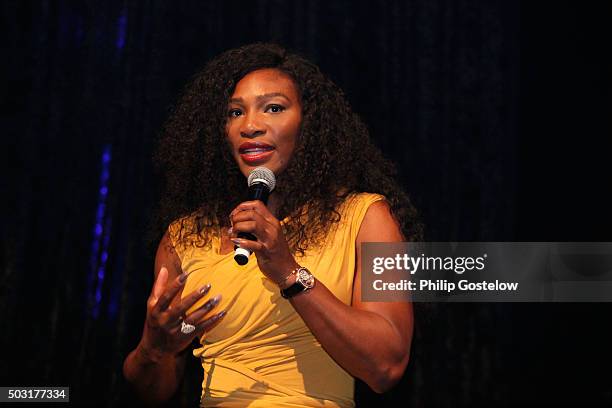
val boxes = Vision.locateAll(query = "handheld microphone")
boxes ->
[234,167,276,265]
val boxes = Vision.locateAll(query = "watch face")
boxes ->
[297,268,315,288]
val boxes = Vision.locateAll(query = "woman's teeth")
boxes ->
[243,148,272,154]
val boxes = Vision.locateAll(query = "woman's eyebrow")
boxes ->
[229,92,290,104]
[256,92,290,101]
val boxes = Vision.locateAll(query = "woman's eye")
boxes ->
[266,104,285,113]
[228,109,242,118]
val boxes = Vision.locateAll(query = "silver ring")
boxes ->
[180,321,196,334]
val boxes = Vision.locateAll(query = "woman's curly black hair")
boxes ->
[153,43,423,254]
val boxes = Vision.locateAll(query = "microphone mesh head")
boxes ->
[247,167,276,192]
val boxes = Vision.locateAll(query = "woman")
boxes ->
[123,43,423,407]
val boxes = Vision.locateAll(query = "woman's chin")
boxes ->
[239,162,280,177]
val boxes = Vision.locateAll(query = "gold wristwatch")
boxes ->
[280,267,315,299]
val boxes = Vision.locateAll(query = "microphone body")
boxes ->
[236,182,270,243]
[234,167,276,265]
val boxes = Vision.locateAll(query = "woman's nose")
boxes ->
[240,113,266,138]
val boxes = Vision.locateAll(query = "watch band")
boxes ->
[280,266,301,288]
[280,267,315,299]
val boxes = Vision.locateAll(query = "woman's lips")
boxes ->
[239,144,275,164]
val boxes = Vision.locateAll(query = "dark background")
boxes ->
[1,0,611,406]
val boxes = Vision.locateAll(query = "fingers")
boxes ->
[151,266,169,302]
[230,210,277,241]
[230,200,265,215]
[155,272,188,312]
[171,283,212,318]
[179,295,225,339]
[153,284,220,335]
[230,201,276,224]
[231,220,259,237]
[230,237,264,253]
[184,294,223,323]
[231,209,265,223]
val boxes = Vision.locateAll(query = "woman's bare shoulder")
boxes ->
[356,199,403,244]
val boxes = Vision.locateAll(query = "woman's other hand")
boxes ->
[139,266,226,360]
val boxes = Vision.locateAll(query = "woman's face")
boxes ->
[225,68,302,179]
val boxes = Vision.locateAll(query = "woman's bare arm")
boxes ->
[123,232,189,404]
[123,230,226,404]
[286,200,413,393]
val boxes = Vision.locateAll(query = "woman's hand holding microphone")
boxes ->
[228,200,300,288]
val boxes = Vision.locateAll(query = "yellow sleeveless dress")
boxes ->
[169,193,384,407]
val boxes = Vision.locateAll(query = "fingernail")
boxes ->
[179,273,188,283]
[210,294,222,306]
[199,284,211,294]
[216,310,227,319]
[230,238,241,245]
